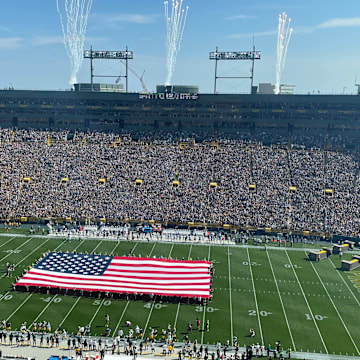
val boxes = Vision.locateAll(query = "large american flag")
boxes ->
[16,252,211,298]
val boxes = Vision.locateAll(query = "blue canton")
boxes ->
[35,252,113,276]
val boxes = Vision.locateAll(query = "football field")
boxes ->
[0,234,360,356]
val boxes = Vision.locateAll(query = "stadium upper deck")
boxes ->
[1,89,360,140]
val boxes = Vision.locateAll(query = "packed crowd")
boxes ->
[0,128,360,236]
[0,317,290,360]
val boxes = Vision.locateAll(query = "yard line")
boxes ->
[168,243,174,258]
[188,244,193,260]
[227,246,234,346]
[15,237,52,267]
[1,238,53,278]
[57,297,81,329]
[266,250,296,351]
[0,236,17,249]
[53,239,67,252]
[308,253,360,356]
[328,258,360,308]
[149,243,156,257]
[73,239,86,252]
[110,241,120,256]
[0,291,10,302]
[174,298,181,330]
[174,243,193,329]
[285,251,328,353]
[201,244,211,345]
[88,298,105,327]
[143,301,155,338]
[0,237,33,263]
[29,295,58,326]
[246,248,264,345]
[112,301,130,337]
[6,292,33,321]
[92,240,104,253]
[143,244,177,336]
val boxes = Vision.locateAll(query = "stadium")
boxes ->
[2,2,360,360]
[1,83,360,360]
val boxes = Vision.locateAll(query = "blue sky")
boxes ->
[0,0,360,94]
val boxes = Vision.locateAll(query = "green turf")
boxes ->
[0,235,360,356]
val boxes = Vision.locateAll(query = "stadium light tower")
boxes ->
[83,46,134,92]
[209,46,261,94]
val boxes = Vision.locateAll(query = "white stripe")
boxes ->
[111,258,209,267]
[20,271,210,285]
[284,250,328,353]
[58,297,81,329]
[15,280,211,296]
[112,301,130,337]
[18,276,210,290]
[246,248,264,345]
[0,237,33,263]
[266,249,296,351]
[228,246,233,346]
[107,265,209,272]
[23,268,210,280]
[308,254,360,356]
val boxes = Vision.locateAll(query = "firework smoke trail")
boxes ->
[164,0,189,86]
[56,0,93,85]
[275,12,293,94]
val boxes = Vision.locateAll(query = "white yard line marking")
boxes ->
[110,241,120,256]
[58,297,81,329]
[0,237,33,263]
[308,253,360,356]
[0,236,17,249]
[6,292,33,321]
[246,248,264,345]
[266,250,296,351]
[91,240,104,253]
[149,243,156,257]
[0,291,10,302]
[328,258,360,308]
[53,239,67,252]
[201,244,211,345]
[144,244,176,336]
[73,239,86,252]
[112,301,130,337]
[174,300,181,329]
[285,250,328,353]
[88,298,105,327]
[143,301,155,338]
[188,244,193,260]
[15,237,52,266]
[228,246,234,346]
[174,243,193,329]
[168,243,174,258]
[30,295,58,326]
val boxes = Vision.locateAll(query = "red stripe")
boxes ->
[16,255,212,298]
[113,256,211,264]
[17,276,209,291]
[19,270,210,283]
[16,282,209,298]
[105,268,208,275]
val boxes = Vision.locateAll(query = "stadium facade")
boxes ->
[1,88,360,142]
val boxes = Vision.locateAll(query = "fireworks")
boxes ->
[56,0,93,85]
[275,12,293,95]
[164,0,189,86]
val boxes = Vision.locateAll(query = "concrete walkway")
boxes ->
[0,340,359,360]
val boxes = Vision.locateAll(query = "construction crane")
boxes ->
[117,60,149,93]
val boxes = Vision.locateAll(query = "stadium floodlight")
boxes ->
[209,51,261,61]
[84,47,134,92]
[84,50,134,60]
[209,47,261,94]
